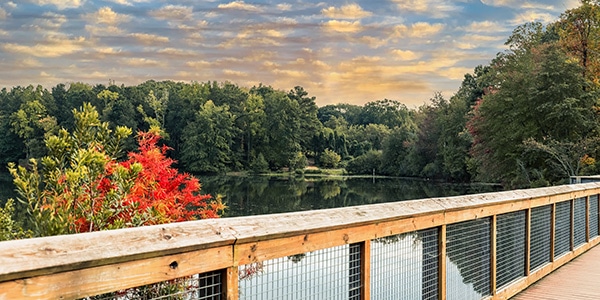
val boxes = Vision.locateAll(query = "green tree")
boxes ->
[554,0,600,85]
[359,99,412,128]
[320,149,341,168]
[180,100,236,173]
[469,28,597,185]
[251,85,301,169]
[381,123,417,177]
[287,86,322,153]
[346,150,383,175]
[10,96,58,158]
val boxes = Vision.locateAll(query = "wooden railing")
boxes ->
[1,182,600,299]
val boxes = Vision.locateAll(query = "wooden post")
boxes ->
[223,266,239,300]
[360,240,371,300]
[439,225,446,300]
[490,215,497,295]
[571,200,575,251]
[586,196,590,242]
[550,203,556,262]
[525,208,531,276]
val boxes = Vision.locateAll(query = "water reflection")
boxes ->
[200,176,500,217]
[239,230,488,300]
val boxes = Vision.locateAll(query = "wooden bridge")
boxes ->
[1,182,599,299]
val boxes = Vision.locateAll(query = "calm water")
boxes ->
[0,174,499,218]
[199,175,501,218]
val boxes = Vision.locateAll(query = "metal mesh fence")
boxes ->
[238,244,360,300]
[496,211,526,289]
[87,271,223,300]
[370,227,438,300]
[574,198,587,248]
[591,195,599,238]
[554,201,572,258]
[530,205,552,271]
[446,218,491,300]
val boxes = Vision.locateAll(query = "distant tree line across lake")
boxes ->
[3,1,600,188]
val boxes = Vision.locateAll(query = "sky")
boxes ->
[0,0,582,107]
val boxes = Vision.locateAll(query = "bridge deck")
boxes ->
[511,245,600,299]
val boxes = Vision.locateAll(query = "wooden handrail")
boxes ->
[2,182,600,299]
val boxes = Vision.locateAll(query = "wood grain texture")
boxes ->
[511,244,600,300]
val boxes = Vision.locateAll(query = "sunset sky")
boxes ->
[0,0,581,107]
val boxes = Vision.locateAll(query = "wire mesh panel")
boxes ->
[88,271,223,300]
[496,211,526,289]
[591,195,599,238]
[348,244,361,300]
[574,198,587,248]
[421,228,439,300]
[554,201,572,259]
[446,218,491,300]
[370,227,438,300]
[530,205,552,271]
[238,244,360,300]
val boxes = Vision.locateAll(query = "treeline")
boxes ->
[2,1,600,188]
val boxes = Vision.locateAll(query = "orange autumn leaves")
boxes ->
[10,103,224,236]
[71,130,225,233]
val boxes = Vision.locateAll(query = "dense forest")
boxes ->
[2,1,600,188]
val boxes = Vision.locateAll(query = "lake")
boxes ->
[0,174,500,218]
[199,175,501,218]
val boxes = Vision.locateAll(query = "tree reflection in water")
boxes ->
[200,175,500,218]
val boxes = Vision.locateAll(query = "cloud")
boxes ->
[277,3,292,11]
[510,11,555,25]
[392,49,422,60]
[481,0,581,11]
[322,4,372,19]
[129,33,169,44]
[3,35,86,57]
[222,69,249,77]
[322,20,363,33]
[0,8,7,20]
[392,0,460,18]
[84,7,130,35]
[462,21,505,33]
[28,0,83,10]
[21,58,42,67]
[393,22,445,38]
[106,0,149,5]
[121,57,163,67]
[150,5,193,21]
[157,48,197,57]
[186,60,211,69]
[359,36,389,48]
[33,12,67,31]
[218,1,262,12]
[87,7,130,25]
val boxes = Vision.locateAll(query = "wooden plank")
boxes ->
[510,244,600,300]
[524,208,531,276]
[223,266,239,300]
[586,196,590,242]
[0,246,232,300]
[0,220,237,282]
[490,215,497,295]
[550,203,556,262]
[360,240,371,300]
[571,199,575,251]
[492,237,600,299]
[439,225,447,300]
